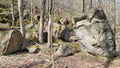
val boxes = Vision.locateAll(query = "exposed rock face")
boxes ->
[0,28,23,55]
[74,7,116,57]
[53,19,77,42]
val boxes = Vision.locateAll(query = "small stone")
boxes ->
[26,45,39,53]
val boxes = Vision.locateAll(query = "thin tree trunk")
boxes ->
[18,0,26,50]
[98,0,102,6]
[11,0,15,26]
[39,0,46,43]
[82,0,85,13]
[56,0,60,17]
[113,0,116,36]
[47,0,50,14]
[47,0,54,67]
[89,0,92,10]
[47,0,53,46]
[86,0,92,11]
[30,0,33,27]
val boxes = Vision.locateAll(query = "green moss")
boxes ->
[71,42,80,52]
[54,17,60,23]
[53,39,63,44]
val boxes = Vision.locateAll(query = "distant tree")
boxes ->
[39,0,46,43]
[18,0,26,50]
[11,0,15,26]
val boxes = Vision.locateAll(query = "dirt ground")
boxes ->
[0,39,120,68]
[0,51,120,68]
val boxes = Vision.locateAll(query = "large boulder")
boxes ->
[0,28,23,55]
[74,7,116,57]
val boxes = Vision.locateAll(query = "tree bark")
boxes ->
[11,0,15,26]
[47,0,53,46]
[30,0,34,27]
[47,0,54,67]
[39,0,46,43]
[113,0,116,35]
[18,0,26,50]
[89,0,92,10]
[82,0,85,13]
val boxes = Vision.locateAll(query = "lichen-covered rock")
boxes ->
[74,7,116,58]
[0,28,23,55]
[56,44,72,57]
[26,44,39,53]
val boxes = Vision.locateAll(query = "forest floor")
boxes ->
[0,51,120,68]
[0,39,120,68]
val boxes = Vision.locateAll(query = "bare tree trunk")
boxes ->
[30,0,33,27]
[47,0,54,67]
[11,0,15,26]
[47,0,49,12]
[18,0,26,50]
[89,0,92,10]
[98,0,102,6]
[47,0,55,68]
[82,0,85,13]
[56,0,60,17]
[47,0,53,46]
[113,0,116,35]
[39,0,46,43]
[86,0,92,11]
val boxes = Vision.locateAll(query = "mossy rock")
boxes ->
[71,42,81,53]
